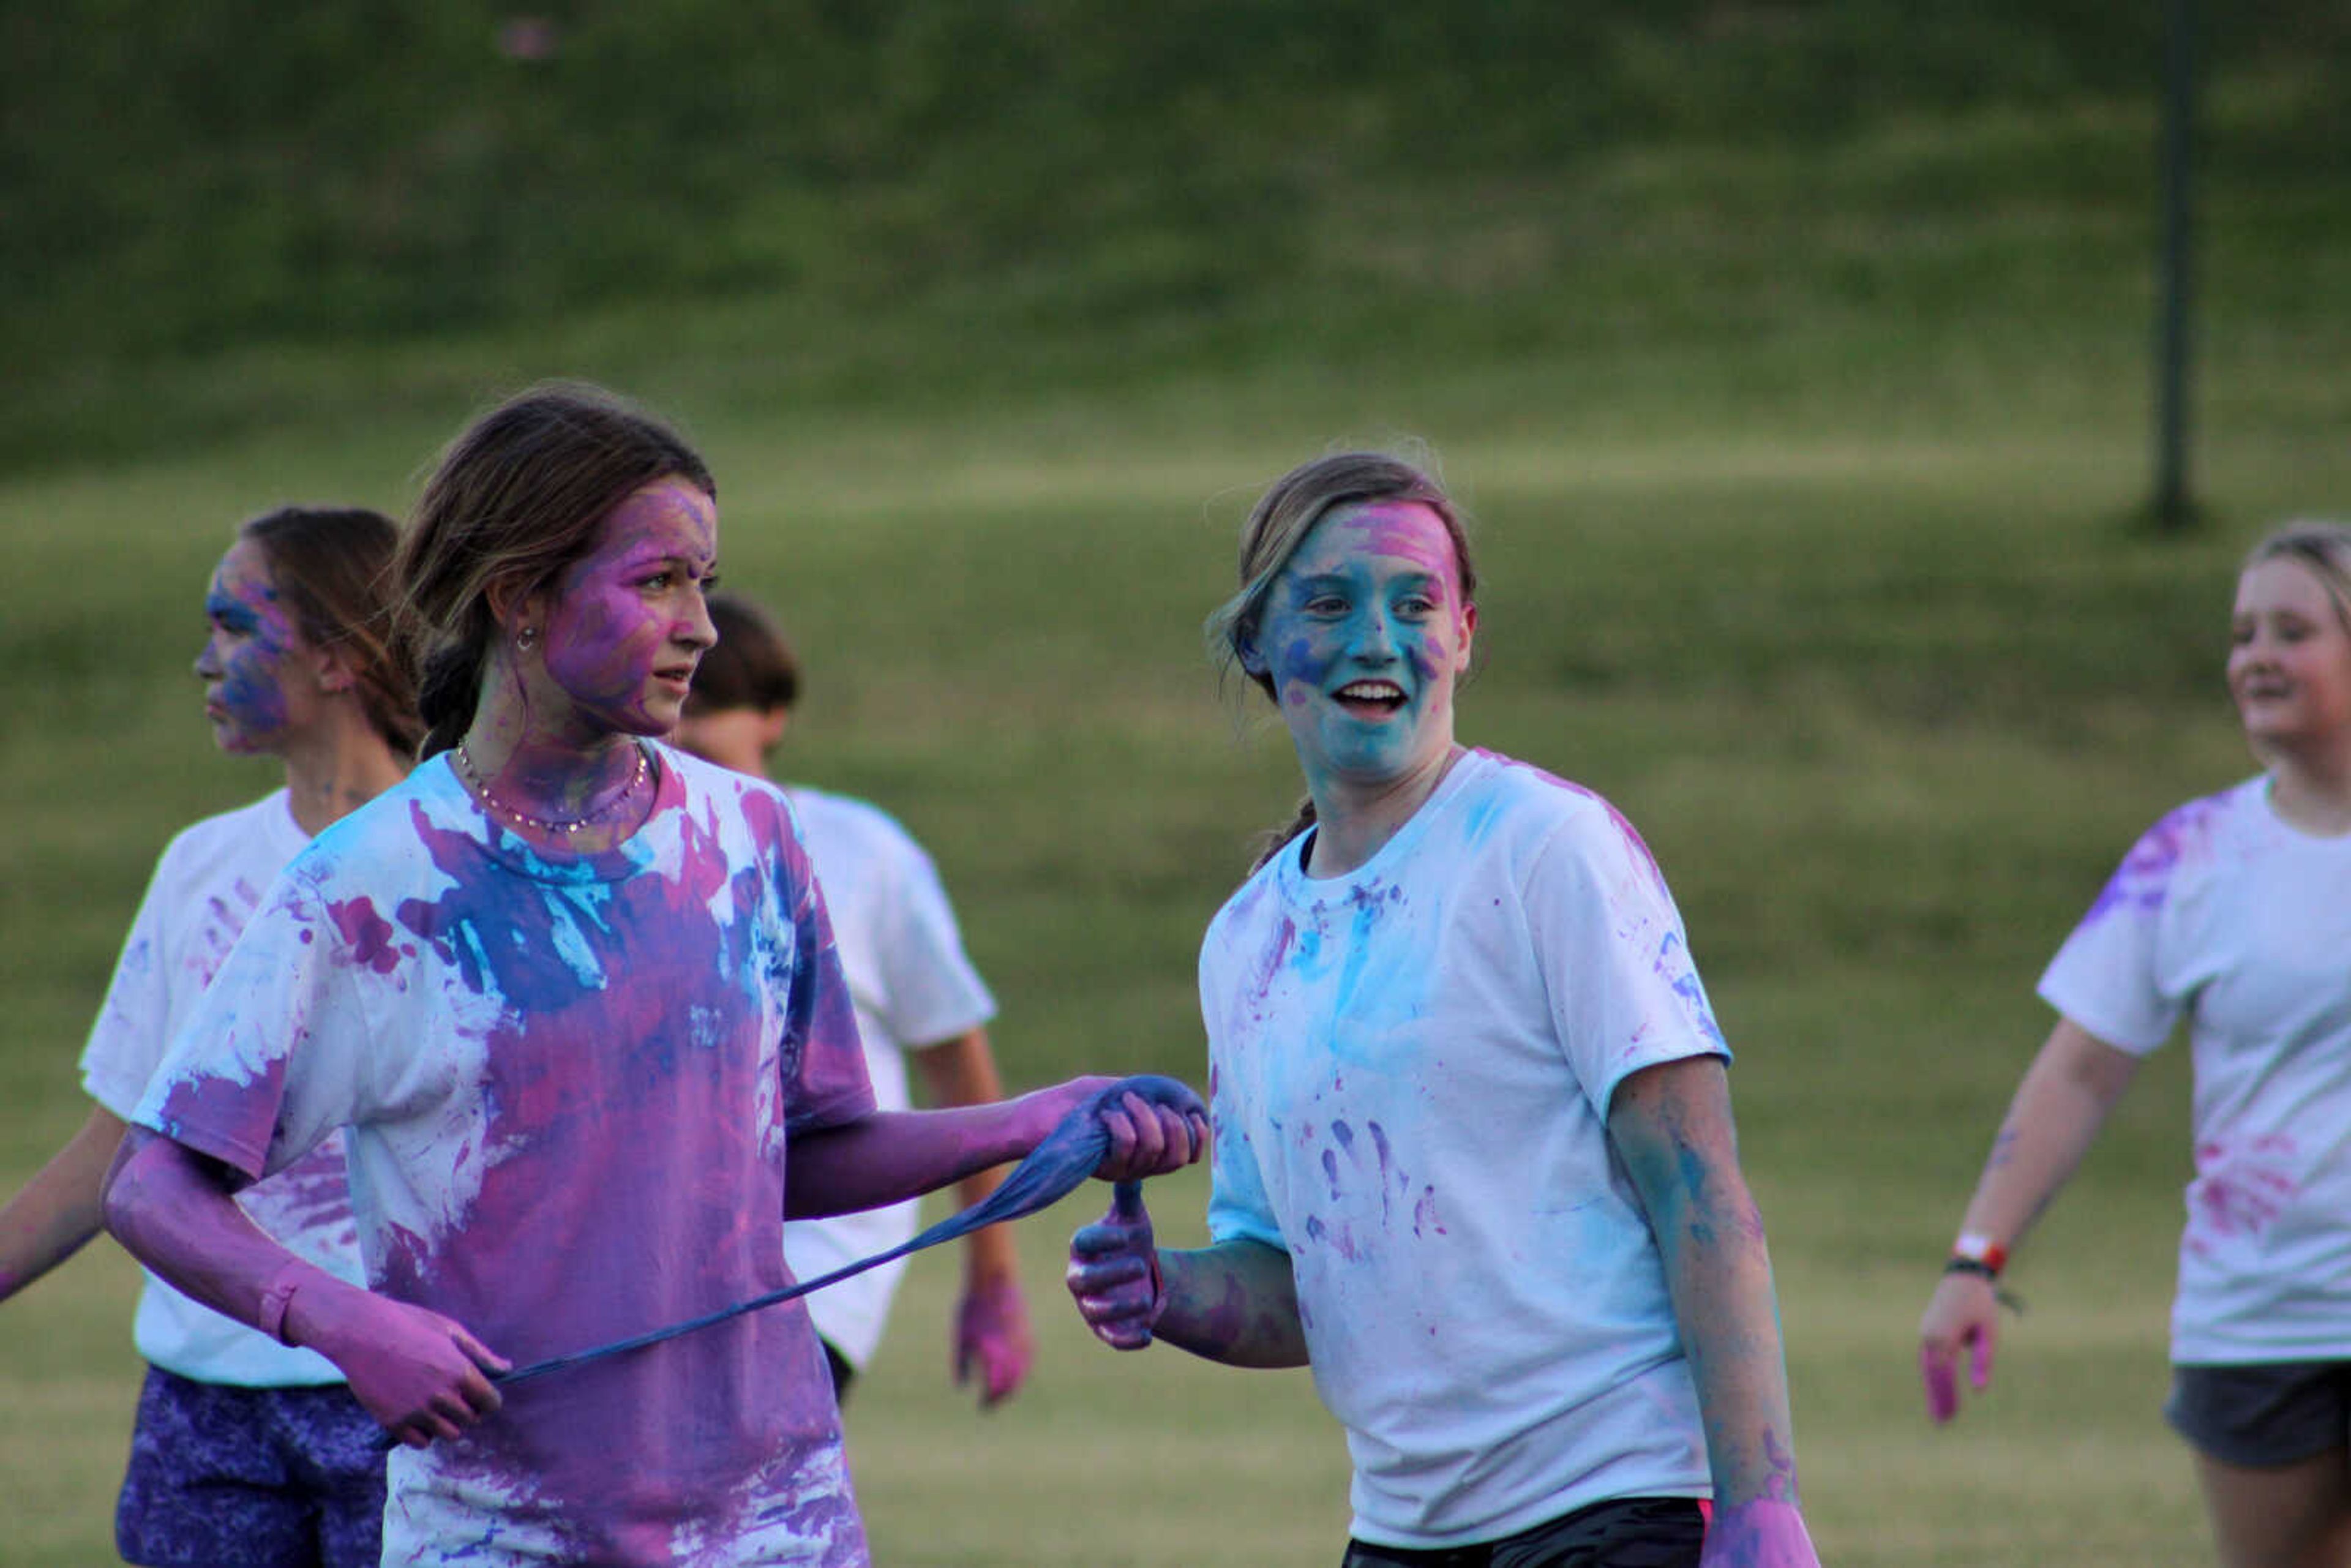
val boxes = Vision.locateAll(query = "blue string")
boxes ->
[493,1074,1198,1387]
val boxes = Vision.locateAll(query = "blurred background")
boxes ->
[4,4,2349,1562]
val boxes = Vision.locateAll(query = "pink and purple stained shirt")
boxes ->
[2039,774,2351,1365]
[1199,749,1721,1550]
[135,744,877,1566]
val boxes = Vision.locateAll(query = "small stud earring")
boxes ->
[518,626,540,652]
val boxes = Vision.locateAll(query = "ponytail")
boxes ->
[414,639,489,760]
[1248,793,1319,874]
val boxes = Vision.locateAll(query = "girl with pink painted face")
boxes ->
[1065,451,1820,1568]
[1921,521,2351,1568]
[101,382,1206,1568]
[0,505,416,1568]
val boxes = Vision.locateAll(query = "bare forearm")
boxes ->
[104,1130,512,1446]
[1152,1239,1310,1368]
[0,1105,127,1299]
[912,1029,1021,1240]
[1611,1058,1801,1509]
[784,1092,1060,1219]
[100,1126,307,1333]
[1656,1172,1800,1508]
[1953,1017,2139,1254]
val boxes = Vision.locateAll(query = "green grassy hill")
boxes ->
[3,10,2349,1564]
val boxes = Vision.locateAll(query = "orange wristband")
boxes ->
[1951,1231,2008,1277]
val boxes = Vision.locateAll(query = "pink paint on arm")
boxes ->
[1921,1343,1959,1422]
[953,1272,1033,1406]
[1065,1182,1165,1351]
[1700,1498,1821,1568]
[275,1268,510,1448]
[103,1128,507,1447]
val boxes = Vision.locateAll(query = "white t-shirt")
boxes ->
[137,746,878,1567]
[79,789,363,1387]
[1200,749,1722,1550]
[2039,775,2351,1365]
[779,786,996,1369]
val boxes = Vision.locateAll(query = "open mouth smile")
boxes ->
[1332,679,1407,715]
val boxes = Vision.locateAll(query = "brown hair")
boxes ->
[239,505,421,754]
[397,383,715,757]
[684,593,801,716]
[2244,519,2351,634]
[1207,449,1477,871]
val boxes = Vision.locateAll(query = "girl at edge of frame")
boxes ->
[0,505,416,1568]
[98,381,1207,1568]
[1063,449,1821,1568]
[1919,520,2351,1568]
[672,593,1035,1411]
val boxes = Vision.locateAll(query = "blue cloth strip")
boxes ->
[493,1073,1200,1387]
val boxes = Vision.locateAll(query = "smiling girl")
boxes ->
[1065,451,1819,1567]
[1920,521,2351,1568]
[100,383,1205,1567]
[0,506,416,1567]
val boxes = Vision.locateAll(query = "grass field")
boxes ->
[4,73,2349,1566]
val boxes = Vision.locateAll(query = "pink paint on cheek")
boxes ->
[546,593,664,708]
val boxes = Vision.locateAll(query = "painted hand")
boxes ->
[1700,1499,1820,1568]
[1917,1270,2000,1423]
[1085,1078,1209,1182]
[954,1271,1034,1407]
[287,1275,510,1448]
[1066,1182,1164,1351]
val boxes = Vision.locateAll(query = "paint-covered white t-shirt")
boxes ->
[137,746,877,1567]
[1201,749,1722,1550]
[2039,775,2351,1365]
[781,786,996,1369]
[79,789,364,1388]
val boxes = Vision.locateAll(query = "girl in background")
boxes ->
[673,593,1032,1409]
[1067,450,1818,1567]
[1920,522,2351,1568]
[0,505,416,1567]
[102,382,1204,1567]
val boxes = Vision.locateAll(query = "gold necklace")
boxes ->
[454,741,648,837]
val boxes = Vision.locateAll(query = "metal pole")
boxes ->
[2151,0,2197,531]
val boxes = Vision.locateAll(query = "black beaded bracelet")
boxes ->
[1943,1255,2026,1313]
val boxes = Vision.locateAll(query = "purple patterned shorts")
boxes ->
[116,1365,386,1568]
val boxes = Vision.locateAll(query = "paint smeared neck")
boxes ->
[278,721,414,838]
[1302,743,1464,879]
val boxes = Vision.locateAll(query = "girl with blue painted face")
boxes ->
[1066,451,1820,1568]
[0,505,418,1568]
[100,382,1206,1567]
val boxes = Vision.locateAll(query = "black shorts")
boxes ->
[1341,1496,1707,1568]
[2165,1360,2351,1468]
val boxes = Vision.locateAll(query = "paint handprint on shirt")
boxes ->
[2185,1135,2299,1256]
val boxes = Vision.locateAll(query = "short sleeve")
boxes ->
[2036,818,2189,1056]
[135,871,373,1182]
[1200,950,1287,1253]
[1204,1110,1286,1251]
[1522,804,1728,1119]
[867,835,996,1049]
[778,836,877,1134]
[80,858,179,1120]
